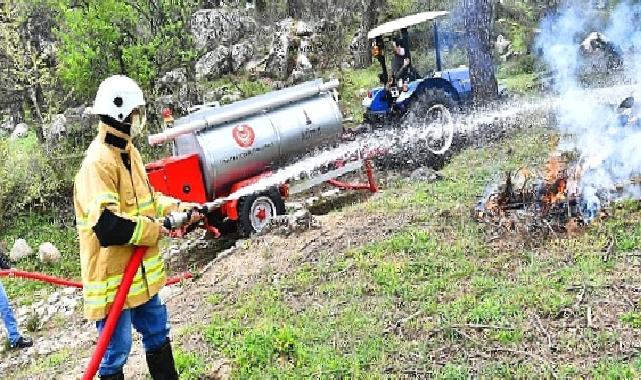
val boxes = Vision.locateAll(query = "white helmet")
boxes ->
[91,75,145,122]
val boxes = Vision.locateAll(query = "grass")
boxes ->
[183,125,641,378]
[499,72,538,94]
[335,64,380,124]
[8,349,73,378]
[1,212,79,303]
[3,64,639,378]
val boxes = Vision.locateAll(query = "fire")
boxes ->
[475,151,588,236]
[541,154,568,205]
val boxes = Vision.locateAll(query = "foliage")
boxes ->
[0,1,62,126]
[174,348,206,379]
[53,0,200,101]
[335,64,380,124]
[0,133,66,230]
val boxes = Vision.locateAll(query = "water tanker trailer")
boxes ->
[146,79,377,237]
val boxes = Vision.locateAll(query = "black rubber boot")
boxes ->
[99,371,124,380]
[146,339,179,380]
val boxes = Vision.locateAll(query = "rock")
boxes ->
[10,123,28,139]
[44,114,66,142]
[495,35,512,56]
[208,358,232,380]
[262,19,297,80]
[196,46,231,80]
[291,209,313,231]
[231,42,255,72]
[62,287,78,296]
[47,292,60,304]
[579,31,623,73]
[159,285,183,302]
[190,9,257,50]
[320,189,340,199]
[10,239,32,261]
[305,196,320,207]
[157,68,187,86]
[295,20,313,37]
[62,105,94,130]
[1,117,15,131]
[220,93,242,104]
[38,242,61,264]
[409,167,443,183]
[285,202,304,211]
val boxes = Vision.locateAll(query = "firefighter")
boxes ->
[73,75,202,380]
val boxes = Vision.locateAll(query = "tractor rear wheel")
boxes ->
[236,188,286,238]
[404,88,457,155]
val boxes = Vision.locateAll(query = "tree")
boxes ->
[287,0,302,18]
[0,0,66,141]
[463,0,498,103]
[353,0,385,68]
[54,0,200,101]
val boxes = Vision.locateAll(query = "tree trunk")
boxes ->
[463,0,498,104]
[353,0,380,68]
[287,0,302,19]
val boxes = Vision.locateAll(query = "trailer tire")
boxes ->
[236,188,286,238]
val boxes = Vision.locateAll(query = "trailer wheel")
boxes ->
[237,188,286,237]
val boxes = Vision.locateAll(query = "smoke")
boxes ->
[535,1,641,218]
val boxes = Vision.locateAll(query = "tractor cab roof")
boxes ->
[367,11,449,39]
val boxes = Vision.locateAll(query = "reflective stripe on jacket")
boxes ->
[73,123,191,321]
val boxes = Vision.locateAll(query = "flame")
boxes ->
[541,154,569,205]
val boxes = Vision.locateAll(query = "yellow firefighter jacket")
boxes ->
[73,122,192,321]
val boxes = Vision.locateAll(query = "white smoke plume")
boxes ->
[535,1,641,218]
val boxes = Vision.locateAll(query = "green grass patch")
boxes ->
[620,311,641,328]
[591,358,641,379]
[1,212,79,303]
[174,348,207,380]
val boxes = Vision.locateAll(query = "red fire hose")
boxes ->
[0,269,191,287]
[82,246,147,380]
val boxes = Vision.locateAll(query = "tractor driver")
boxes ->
[390,38,419,85]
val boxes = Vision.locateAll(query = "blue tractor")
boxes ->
[362,11,479,126]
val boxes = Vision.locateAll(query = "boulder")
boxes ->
[295,20,313,37]
[231,42,255,72]
[38,242,61,264]
[44,114,67,142]
[10,239,32,262]
[196,46,232,80]
[190,9,257,50]
[157,68,188,87]
[1,117,15,131]
[579,32,623,73]
[495,35,512,56]
[409,167,443,183]
[262,19,297,80]
[220,93,242,104]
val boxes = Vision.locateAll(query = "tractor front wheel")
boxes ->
[236,188,286,238]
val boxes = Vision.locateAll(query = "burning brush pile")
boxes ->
[474,149,615,238]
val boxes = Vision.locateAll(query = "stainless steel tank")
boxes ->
[163,79,343,198]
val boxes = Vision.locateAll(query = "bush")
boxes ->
[0,133,66,229]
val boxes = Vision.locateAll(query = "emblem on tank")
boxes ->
[232,124,255,148]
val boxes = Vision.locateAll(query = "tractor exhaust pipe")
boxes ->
[148,79,340,146]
